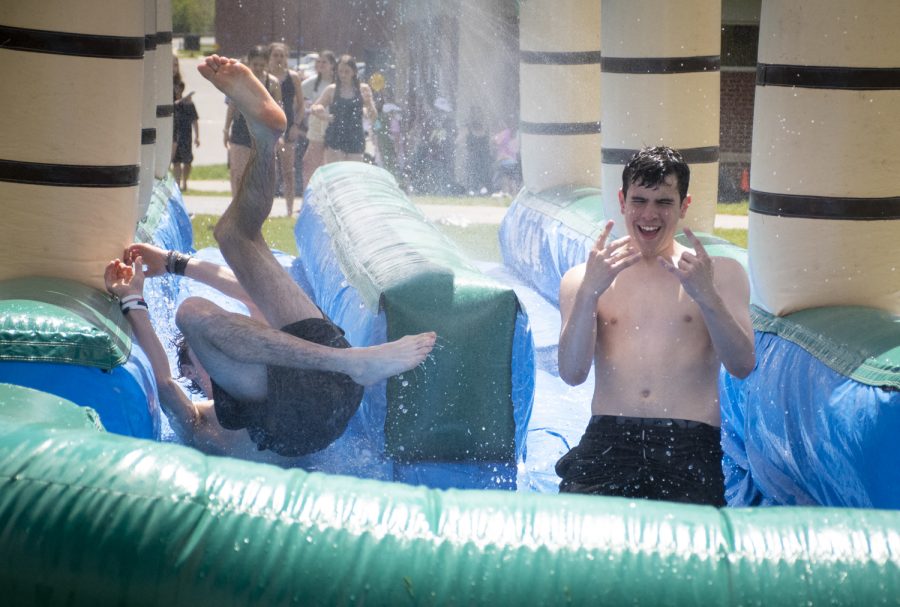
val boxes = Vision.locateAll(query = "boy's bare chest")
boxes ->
[596,271,709,345]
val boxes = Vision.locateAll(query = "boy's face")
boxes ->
[248,57,267,79]
[619,174,690,258]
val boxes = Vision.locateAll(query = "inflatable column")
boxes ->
[519,0,602,192]
[138,0,158,218]
[0,1,145,291]
[749,0,900,315]
[600,0,721,236]
[154,0,173,180]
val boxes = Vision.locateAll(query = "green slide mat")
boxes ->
[307,163,520,462]
[0,277,130,369]
[752,305,900,388]
[1,391,898,606]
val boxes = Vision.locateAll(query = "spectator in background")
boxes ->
[311,54,377,165]
[462,106,491,196]
[373,98,402,175]
[171,80,200,192]
[301,51,336,189]
[492,120,520,197]
[223,46,282,197]
[173,54,183,88]
[267,42,305,216]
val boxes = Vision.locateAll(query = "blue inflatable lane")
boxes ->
[722,306,900,508]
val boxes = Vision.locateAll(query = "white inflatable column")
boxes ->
[749,0,900,315]
[154,0,173,180]
[139,0,158,217]
[600,0,721,235]
[519,0,602,193]
[0,1,145,291]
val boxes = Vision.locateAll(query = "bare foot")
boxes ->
[347,332,437,386]
[197,55,286,142]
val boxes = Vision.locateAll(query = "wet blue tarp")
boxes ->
[721,328,900,509]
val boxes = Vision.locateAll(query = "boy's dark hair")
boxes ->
[621,146,690,202]
[174,333,204,396]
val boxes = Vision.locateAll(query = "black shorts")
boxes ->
[211,316,364,457]
[555,415,726,506]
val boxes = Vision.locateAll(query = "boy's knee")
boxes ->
[175,297,218,334]
[213,215,237,247]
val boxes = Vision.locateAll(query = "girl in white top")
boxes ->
[300,50,337,191]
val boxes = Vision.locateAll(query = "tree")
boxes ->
[172,0,215,34]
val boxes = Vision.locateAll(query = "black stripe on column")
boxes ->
[757,64,900,90]
[0,159,140,187]
[750,190,900,220]
[156,104,174,118]
[519,121,601,135]
[141,128,157,145]
[156,31,173,45]
[602,55,720,74]
[520,50,602,65]
[0,25,144,59]
[145,34,157,51]
[602,146,719,165]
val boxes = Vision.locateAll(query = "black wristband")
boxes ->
[166,250,192,275]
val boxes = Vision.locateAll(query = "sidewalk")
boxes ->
[182,180,749,229]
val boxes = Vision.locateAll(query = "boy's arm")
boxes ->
[104,258,203,444]
[659,228,755,378]
[558,220,641,386]
[126,243,264,320]
[105,257,257,456]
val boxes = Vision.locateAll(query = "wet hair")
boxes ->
[174,333,205,396]
[621,146,690,202]
[315,50,337,91]
[247,45,268,64]
[174,79,185,94]
[336,54,361,96]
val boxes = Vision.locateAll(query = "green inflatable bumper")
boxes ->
[1,383,898,606]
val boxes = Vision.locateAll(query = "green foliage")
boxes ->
[172,0,215,34]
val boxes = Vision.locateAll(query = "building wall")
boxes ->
[719,2,760,200]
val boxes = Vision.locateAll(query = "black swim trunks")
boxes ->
[211,316,364,457]
[556,415,726,506]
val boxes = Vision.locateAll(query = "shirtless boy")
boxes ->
[555,146,755,505]
[105,55,435,464]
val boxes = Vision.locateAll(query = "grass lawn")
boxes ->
[191,214,747,263]
[713,228,747,249]
[189,167,748,255]
[192,214,299,256]
[189,164,230,181]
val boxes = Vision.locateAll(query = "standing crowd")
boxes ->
[173,42,523,213]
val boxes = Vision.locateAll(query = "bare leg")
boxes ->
[172,163,184,190]
[277,140,295,215]
[302,140,325,190]
[178,296,437,387]
[199,55,314,328]
[228,144,252,197]
[323,146,344,165]
[195,55,436,385]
